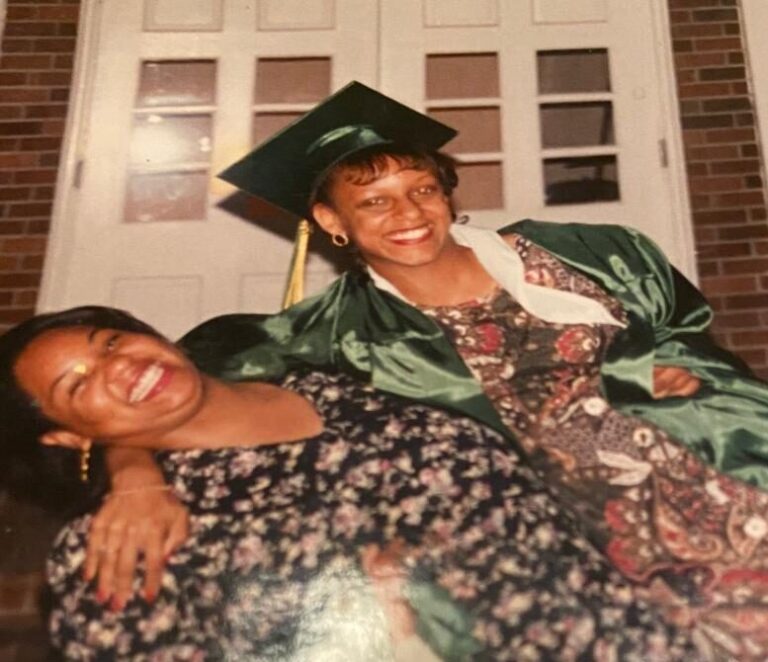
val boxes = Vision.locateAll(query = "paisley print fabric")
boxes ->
[47,372,694,661]
[422,233,768,660]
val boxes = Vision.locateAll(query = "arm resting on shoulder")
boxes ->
[87,447,189,609]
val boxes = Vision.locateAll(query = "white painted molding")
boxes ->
[37,0,103,311]
[741,0,768,210]
[649,0,697,282]
[0,0,7,54]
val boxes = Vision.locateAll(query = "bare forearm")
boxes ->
[104,447,167,490]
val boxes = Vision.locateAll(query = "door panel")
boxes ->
[381,0,694,272]
[41,0,378,338]
[42,0,692,338]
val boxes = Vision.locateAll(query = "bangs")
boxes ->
[337,151,438,187]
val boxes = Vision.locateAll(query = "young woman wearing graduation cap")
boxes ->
[87,82,768,658]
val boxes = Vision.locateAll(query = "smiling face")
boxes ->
[312,156,461,279]
[13,326,205,448]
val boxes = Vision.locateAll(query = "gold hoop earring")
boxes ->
[331,234,349,247]
[80,442,91,483]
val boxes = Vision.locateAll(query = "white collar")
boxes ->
[368,224,625,327]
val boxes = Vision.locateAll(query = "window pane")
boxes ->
[540,102,614,148]
[454,162,503,210]
[426,53,499,99]
[124,171,208,222]
[537,49,610,94]
[543,156,619,205]
[428,107,501,153]
[129,114,213,166]
[252,112,303,145]
[255,57,331,103]
[136,60,216,107]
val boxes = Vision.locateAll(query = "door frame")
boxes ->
[742,0,768,197]
[38,0,103,310]
[648,0,696,280]
[39,0,696,315]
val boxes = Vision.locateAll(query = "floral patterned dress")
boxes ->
[421,233,768,660]
[47,372,694,661]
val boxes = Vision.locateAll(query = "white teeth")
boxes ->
[390,227,429,241]
[129,362,163,403]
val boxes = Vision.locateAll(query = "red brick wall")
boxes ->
[0,0,80,330]
[669,0,768,379]
[0,2,82,657]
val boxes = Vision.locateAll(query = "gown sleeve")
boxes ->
[510,219,768,487]
[179,272,509,437]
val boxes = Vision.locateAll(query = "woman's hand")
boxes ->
[88,448,189,610]
[652,365,701,399]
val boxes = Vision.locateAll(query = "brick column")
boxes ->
[669,0,768,379]
[0,3,81,658]
[0,0,81,330]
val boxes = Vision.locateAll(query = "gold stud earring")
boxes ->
[73,362,88,375]
[80,442,91,483]
[331,234,349,247]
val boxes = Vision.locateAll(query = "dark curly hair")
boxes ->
[0,306,164,514]
[310,144,459,216]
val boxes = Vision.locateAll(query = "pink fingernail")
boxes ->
[110,596,125,612]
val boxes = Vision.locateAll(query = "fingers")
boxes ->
[141,531,164,604]
[163,509,190,558]
[95,521,130,605]
[84,512,110,584]
[672,374,700,397]
[83,491,190,609]
[112,524,140,611]
[652,366,701,399]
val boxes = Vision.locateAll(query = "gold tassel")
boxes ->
[282,219,312,309]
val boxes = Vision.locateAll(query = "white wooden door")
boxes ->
[40,0,378,338]
[41,0,693,338]
[380,0,694,274]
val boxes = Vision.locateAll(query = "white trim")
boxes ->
[741,0,768,206]
[0,1,7,54]
[37,0,104,311]
[649,0,697,282]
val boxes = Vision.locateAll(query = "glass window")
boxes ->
[454,162,504,210]
[426,53,503,211]
[426,53,499,99]
[253,57,331,146]
[129,114,213,166]
[124,172,209,222]
[543,156,619,206]
[540,102,614,149]
[537,49,619,206]
[428,107,502,153]
[125,60,216,222]
[537,49,610,94]
[255,57,331,103]
[136,60,216,107]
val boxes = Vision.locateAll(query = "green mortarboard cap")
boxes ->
[218,81,457,220]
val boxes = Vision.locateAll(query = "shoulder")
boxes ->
[500,219,666,268]
[502,218,640,243]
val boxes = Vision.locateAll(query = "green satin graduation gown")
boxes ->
[180,220,768,487]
